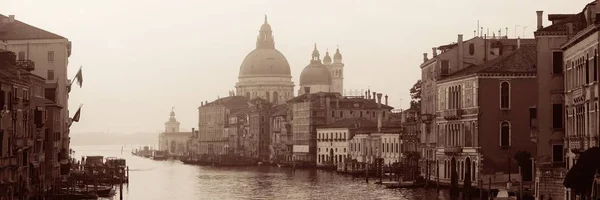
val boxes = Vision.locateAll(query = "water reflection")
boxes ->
[74,145,452,200]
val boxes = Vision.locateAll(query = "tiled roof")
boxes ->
[202,96,248,108]
[230,107,249,116]
[438,45,537,82]
[271,104,288,116]
[0,14,66,40]
[536,12,587,35]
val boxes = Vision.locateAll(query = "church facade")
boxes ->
[158,108,193,156]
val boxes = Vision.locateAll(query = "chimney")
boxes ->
[457,34,464,70]
[304,87,310,94]
[566,22,574,38]
[377,93,383,108]
[201,102,204,106]
[372,92,377,102]
[537,11,544,30]
[364,91,368,99]
[336,98,340,108]
[423,53,428,62]
[367,89,371,99]
[192,128,195,138]
[517,37,521,49]
[385,95,388,106]
[8,15,15,23]
[432,47,438,57]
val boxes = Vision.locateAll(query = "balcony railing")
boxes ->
[16,60,35,71]
[572,86,585,103]
[442,146,462,154]
[568,135,586,154]
[442,109,462,120]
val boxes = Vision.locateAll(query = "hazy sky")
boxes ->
[0,0,590,134]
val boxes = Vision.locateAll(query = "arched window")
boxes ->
[273,91,278,104]
[265,91,270,102]
[500,121,511,148]
[245,92,250,99]
[469,43,475,55]
[586,54,590,84]
[500,81,510,109]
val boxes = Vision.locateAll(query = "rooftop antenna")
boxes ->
[477,20,480,36]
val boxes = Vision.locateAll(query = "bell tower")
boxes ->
[330,46,344,94]
[165,107,180,133]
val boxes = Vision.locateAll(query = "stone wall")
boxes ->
[535,166,566,200]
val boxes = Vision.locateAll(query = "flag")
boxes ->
[74,67,83,87]
[72,104,83,122]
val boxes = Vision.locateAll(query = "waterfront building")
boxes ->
[316,118,371,167]
[269,104,292,163]
[0,50,48,199]
[0,14,73,160]
[419,33,535,183]
[558,1,600,199]
[531,4,595,199]
[196,96,248,157]
[287,90,394,166]
[235,16,294,104]
[248,98,273,162]
[401,108,420,155]
[158,109,193,156]
[298,45,345,95]
[348,130,403,165]
[433,43,537,189]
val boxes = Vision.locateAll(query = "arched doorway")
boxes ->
[464,157,472,197]
[329,149,334,166]
[450,157,459,197]
[171,141,176,154]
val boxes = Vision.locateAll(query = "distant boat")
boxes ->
[151,151,167,161]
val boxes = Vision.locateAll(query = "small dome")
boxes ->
[323,51,332,64]
[260,23,271,31]
[300,63,331,86]
[239,49,291,77]
[334,48,342,61]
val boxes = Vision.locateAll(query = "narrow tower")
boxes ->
[165,107,180,133]
[330,46,344,94]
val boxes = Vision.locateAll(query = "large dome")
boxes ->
[239,48,292,78]
[300,63,331,86]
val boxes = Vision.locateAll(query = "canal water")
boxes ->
[73,145,453,200]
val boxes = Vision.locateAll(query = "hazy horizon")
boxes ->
[0,0,589,134]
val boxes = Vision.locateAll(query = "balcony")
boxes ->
[568,135,585,154]
[16,60,35,71]
[442,146,462,155]
[442,109,462,120]
[572,86,585,103]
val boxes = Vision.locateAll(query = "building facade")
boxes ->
[197,96,248,157]
[269,104,292,163]
[158,109,193,156]
[434,44,538,189]
[1,14,73,158]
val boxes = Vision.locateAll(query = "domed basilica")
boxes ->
[235,16,345,104]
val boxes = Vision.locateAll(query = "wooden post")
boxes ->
[365,163,369,183]
[488,177,492,200]
[479,179,483,199]
[519,166,523,200]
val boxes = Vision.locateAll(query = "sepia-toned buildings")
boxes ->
[197,96,248,157]
[0,14,73,161]
[158,109,193,156]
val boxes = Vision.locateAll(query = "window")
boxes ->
[586,55,590,84]
[331,111,335,118]
[469,43,475,55]
[500,122,510,148]
[48,51,54,63]
[595,51,598,82]
[18,51,25,60]
[0,90,5,109]
[441,60,450,75]
[47,70,54,81]
[553,104,563,129]
[553,51,563,74]
[500,82,510,109]
[360,111,363,117]
[552,144,564,163]
[339,111,343,118]
[529,107,537,127]
[273,91,278,104]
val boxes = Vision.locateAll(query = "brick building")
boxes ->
[196,96,248,157]
[287,89,395,166]
[269,104,292,163]
[433,44,537,189]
